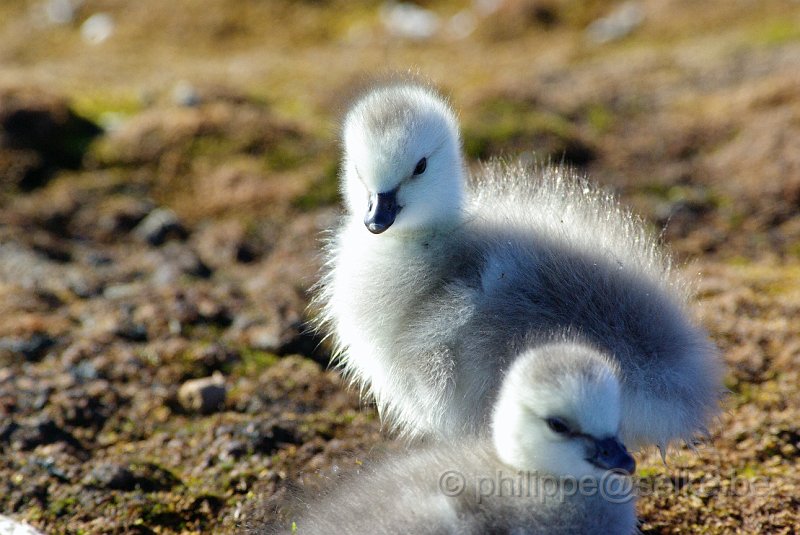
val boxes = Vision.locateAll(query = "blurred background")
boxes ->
[1,1,799,533]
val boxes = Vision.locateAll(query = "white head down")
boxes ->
[341,83,466,235]
[492,342,636,479]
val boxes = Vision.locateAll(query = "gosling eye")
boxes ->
[545,417,571,435]
[412,157,427,176]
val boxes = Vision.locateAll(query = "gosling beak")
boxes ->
[587,436,636,475]
[364,187,400,234]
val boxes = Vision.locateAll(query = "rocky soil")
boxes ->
[1,0,799,533]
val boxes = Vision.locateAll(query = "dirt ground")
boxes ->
[1,0,799,533]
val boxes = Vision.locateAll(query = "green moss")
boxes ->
[641,183,722,206]
[293,162,340,210]
[139,501,185,528]
[48,496,78,517]
[637,466,663,479]
[750,19,800,46]
[786,242,800,259]
[761,280,791,296]
[639,182,671,199]
[264,140,308,171]
[120,418,143,437]
[235,347,280,376]
[558,0,622,28]
[585,103,615,134]
[188,135,243,159]
[725,209,746,230]
[726,376,754,406]
[462,97,591,163]
[183,322,228,342]
[22,505,44,522]
[71,91,143,124]
[737,465,760,478]
[129,461,183,491]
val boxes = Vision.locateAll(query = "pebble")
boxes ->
[217,439,247,462]
[172,81,201,107]
[241,419,300,454]
[43,0,78,25]
[474,0,503,16]
[381,2,440,40]
[102,282,143,300]
[0,421,20,443]
[0,515,45,535]
[0,334,55,362]
[446,10,477,40]
[69,360,99,382]
[585,1,644,44]
[151,244,212,286]
[80,13,114,45]
[49,385,110,428]
[9,418,79,451]
[94,197,154,238]
[88,462,136,491]
[133,208,188,246]
[177,372,227,414]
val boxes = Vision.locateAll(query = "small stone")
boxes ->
[80,13,114,45]
[128,463,181,491]
[445,10,477,40]
[69,360,98,382]
[188,344,238,376]
[172,81,201,107]
[178,372,227,414]
[217,439,247,462]
[244,325,281,352]
[380,2,440,40]
[10,418,79,451]
[241,419,301,454]
[30,232,71,262]
[0,515,45,535]
[0,420,19,443]
[43,0,77,25]
[151,243,211,286]
[133,208,188,246]
[0,86,102,191]
[93,196,154,239]
[0,333,56,362]
[192,219,262,268]
[585,1,644,44]
[88,462,136,490]
[49,386,110,428]
[102,282,142,300]
[474,0,502,16]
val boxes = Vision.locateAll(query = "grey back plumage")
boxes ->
[441,163,719,449]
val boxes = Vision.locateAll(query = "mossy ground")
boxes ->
[1,0,799,533]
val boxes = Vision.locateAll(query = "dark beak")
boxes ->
[587,436,636,475]
[364,188,400,234]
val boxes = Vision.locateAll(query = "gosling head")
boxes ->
[492,342,636,479]
[341,83,465,235]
